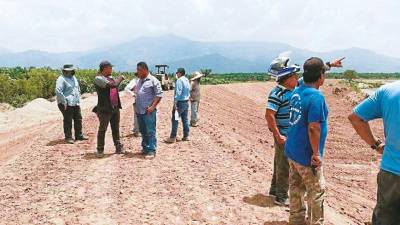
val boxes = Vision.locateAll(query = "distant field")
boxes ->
[1,66,399,107]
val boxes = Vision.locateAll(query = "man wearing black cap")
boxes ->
[94,61,125,158]
[284,57,343,225]
[55,64,88,144]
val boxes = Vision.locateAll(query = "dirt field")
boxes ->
[0,81,383,225]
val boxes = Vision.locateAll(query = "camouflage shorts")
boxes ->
[288,160,326,225]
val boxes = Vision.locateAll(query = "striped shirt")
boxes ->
[266,85,293,136]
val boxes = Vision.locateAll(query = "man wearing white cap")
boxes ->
[55,64,88,144]
[190,71,204,127]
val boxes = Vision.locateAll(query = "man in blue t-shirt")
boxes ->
[285,57,342,225]
[266,55,300,206]
[349,81,400,225]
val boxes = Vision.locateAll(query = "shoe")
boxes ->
[144,152,156,159]
[268,192,276,198]
[133,132,141,137]
[96,151,104,158]
[164,137,176,144]
[65,138,74,144]
[182,136,190,141]
[115,144,125,154]
[274,197,289,207]
[75,135,89,141]
[190,122,198,127]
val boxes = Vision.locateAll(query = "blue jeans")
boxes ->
[137,110,157,154]
[170,101,190,138]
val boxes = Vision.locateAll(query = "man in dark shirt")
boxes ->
[94,61,125,158]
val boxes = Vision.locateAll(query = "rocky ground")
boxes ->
[0,81,383,225]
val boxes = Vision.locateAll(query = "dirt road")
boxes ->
[0,82,382,225]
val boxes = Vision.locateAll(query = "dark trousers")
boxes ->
[137,110,157,154]
[269,139,289,199]
[96,109,121,152]
[372,169,400,225]
[58,104,83,139]
[170,101,190,138]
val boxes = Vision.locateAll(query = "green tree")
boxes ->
[343,70,358,83]
[200,68,212,77]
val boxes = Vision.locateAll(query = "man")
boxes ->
[285,57,343,225]
[265,56,300,206]
[124,73,141,137]
[55,64,88,144]
[135,62,163,159]
[190,71,204,127]
[94,61,125,158]
[165,68,191,143]
[349,82,400,225]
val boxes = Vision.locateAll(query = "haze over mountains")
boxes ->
[0,34,399,73]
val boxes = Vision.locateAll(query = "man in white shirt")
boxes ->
[124,73,140,137]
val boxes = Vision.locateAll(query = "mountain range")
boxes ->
[0,34,399,73]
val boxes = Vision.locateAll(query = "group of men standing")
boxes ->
[55,61,204,159]
[266,55,400,225]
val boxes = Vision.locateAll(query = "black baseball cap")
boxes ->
[176,68,185,75]
[99,60,113,71]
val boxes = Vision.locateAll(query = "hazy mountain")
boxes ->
[0,34,399,73]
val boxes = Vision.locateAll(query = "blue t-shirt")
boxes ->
[266,85,293,136]
[285,85,329,166]
[354,81,400,176]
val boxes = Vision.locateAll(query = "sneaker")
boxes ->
[182,136,190,141]
[144,152,156,159]
[75,135,89,141]
[133,132,141,137]
[96,151,104,158]
[274,197,289,207]
[164,137,176,144]
[268,192,276,198]
[190,122,198,127]
[65,138,74,144]
[115,144,125,154]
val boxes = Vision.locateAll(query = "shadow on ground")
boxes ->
[243,193,276,208]
[83,153,114,160]
[46,139,66,146]
[263,221,289,225]
[123,152,144,159]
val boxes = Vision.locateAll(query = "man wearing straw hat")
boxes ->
[190,71,204,127]
[55,64,88,144]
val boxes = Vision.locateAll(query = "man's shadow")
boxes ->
[243,193,276,208]
[263,222,288,225]
[243,194,289,225]
[83,153,113,160]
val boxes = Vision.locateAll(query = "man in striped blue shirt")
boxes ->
[265,56,300,206]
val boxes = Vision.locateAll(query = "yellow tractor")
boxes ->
[155,65,175,91]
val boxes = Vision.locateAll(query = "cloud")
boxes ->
[0,0,398,58]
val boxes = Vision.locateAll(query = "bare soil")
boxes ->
[0,81,382,225]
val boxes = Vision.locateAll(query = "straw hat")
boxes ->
[191,71,204,81]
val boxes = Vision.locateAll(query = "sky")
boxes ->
[0,0,399,58]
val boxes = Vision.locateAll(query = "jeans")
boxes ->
[96,109,122,152]
[190,100,200,123]
[372,169,400,225]
[269,138,289,199]
[58,104,83,139]
[170,101,190,138]
[137,110,157,154]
